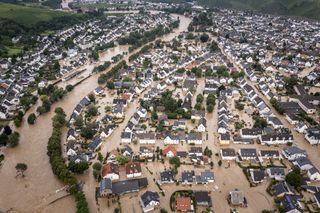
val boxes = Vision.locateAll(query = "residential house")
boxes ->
[271,182,295,197]
[101,163,120,181]
[164,134,180,145]
[282,147,307,161]
[159,170,175,184]
[140,191,160,213]
[186,132,203,145]
[240,128,262,139]
[267,167,285,181]
[181,171,194,185]
[197,117,207,132]
[249,169,266,184]
[293,157,313,171]
[280,194,303,213]
[259,133,293,145]
[189,147,203,157]
[99,178,148,196]
[308,167,320,181]
[196,170,214,184]
[121,131,132,144]
[139,146,154,159]
[219,132,231,145]
[137,132,156,144]
[220,148,236,161]
[238,148,257,160]
[267,117,284,129]
[163,145,177,158]
[260,150,281,160]
[176,197,193,212]
[88,136,102,152]
[126,161,142,178]
[194,191,211,207]
[305,128,320,145]
[100,125,116,138]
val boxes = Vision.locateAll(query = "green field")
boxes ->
[0,2,67,25]
[6,47,22,56]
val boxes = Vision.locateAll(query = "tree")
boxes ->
[98,152,104,163]
[80,126,96,139]
[68,161,89,174]
[92,162,102,171]
[200,33,209,43]
[195,103,202,111]
[74,115,84,129]
[93,169,100,180]
[74,191,90,213]
[27,113,37,125]
[218,160,222,167]
[209,41,219,52]
[107,81,115,90]
[91,49,99,61]
[160,209,168,213]
[284,76,298,94]
[207,94,216,106]
[270,98,285,114]
[88,94,95,103]
[8,132,20,147]
[66,84,74,92]
[0,134,8,146]
[3,126,12,135]
[203,146,212,157]
[235,122,243,130]
[14,117,22,127]
[235,101,244,111]
[151,111,158,121]
[86,106,98,117]
[115,155,129,165]
[253,116,268,128]
[285,168,302,189]
[207,104,214,113]
[169,157,181,168]
[15,163,27,177]
[196,94,204,103]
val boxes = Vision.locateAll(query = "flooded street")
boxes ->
[0,14,191,213]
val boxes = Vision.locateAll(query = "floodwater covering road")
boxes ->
[0,13,191,213]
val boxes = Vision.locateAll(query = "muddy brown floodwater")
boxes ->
[0,13,191,213]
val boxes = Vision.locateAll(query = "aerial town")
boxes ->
[0,1,320,213]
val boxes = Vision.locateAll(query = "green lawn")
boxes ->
[0,3,68,25]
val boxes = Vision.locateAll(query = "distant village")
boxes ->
[1,1,320,213]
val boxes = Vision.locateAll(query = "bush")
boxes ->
[27,113,37,125]
[8,132,20,147]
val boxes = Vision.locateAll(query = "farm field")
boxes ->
[0,3,67,25]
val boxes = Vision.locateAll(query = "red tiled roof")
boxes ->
[176,197,192,211]
[163,145,177,157]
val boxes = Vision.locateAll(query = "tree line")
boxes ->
[47,108,90,213]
